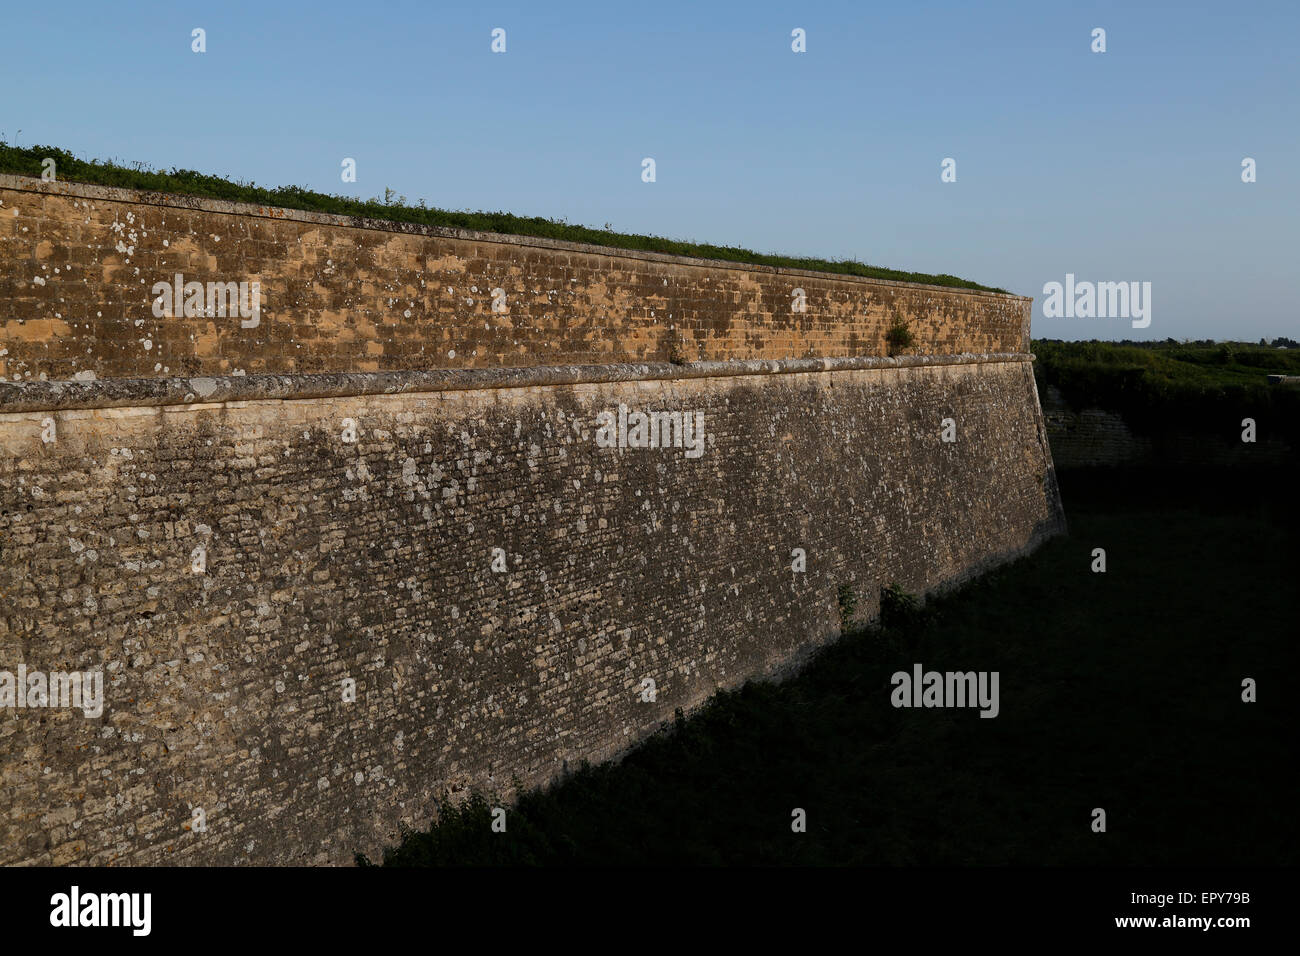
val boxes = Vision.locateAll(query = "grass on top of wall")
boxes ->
[0,140,1005,293]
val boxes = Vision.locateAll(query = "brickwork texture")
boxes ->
[0,176,1064,865]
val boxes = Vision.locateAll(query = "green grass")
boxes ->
[0,140,1004,293]
[1033,339,1300,444]
[366,468,1298,866]
[1033,338,1300,398]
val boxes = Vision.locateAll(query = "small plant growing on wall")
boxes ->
[880,582,921,630]
[837,583,858,633]
[886,318,915,356]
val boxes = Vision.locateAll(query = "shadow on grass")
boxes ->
[365,467,1298,866]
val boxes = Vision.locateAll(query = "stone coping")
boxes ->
[0,352,1034,413]
[0,174,1029,303]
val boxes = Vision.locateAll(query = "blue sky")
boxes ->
[2,0,1295,341]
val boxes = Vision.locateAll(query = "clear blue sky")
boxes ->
[2,0,1295,341]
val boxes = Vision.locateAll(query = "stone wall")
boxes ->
[0,175,1027,382]
[0,175,1063,865]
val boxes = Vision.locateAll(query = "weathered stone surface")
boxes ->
[0,360,1063,865]
[0,352,1028,414]
[0,176,1063,866]
[0,175,1029,382]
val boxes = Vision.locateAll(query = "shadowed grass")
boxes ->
[367,468,1297,866]
[1033,339,1300,447]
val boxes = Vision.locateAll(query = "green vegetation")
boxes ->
[0,140,1003,292]
[1033,338,1300,402]
[885,319,916,357]
[836,583,858,632]
[879,582,921,630]
[365,468,1296,866]
[1033,338,1300,443]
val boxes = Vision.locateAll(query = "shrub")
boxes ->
[880,583,921,630]
[837,584,858,632]
[886,319,915,356]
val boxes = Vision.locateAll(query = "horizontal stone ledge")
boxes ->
[0,352,1035,413]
